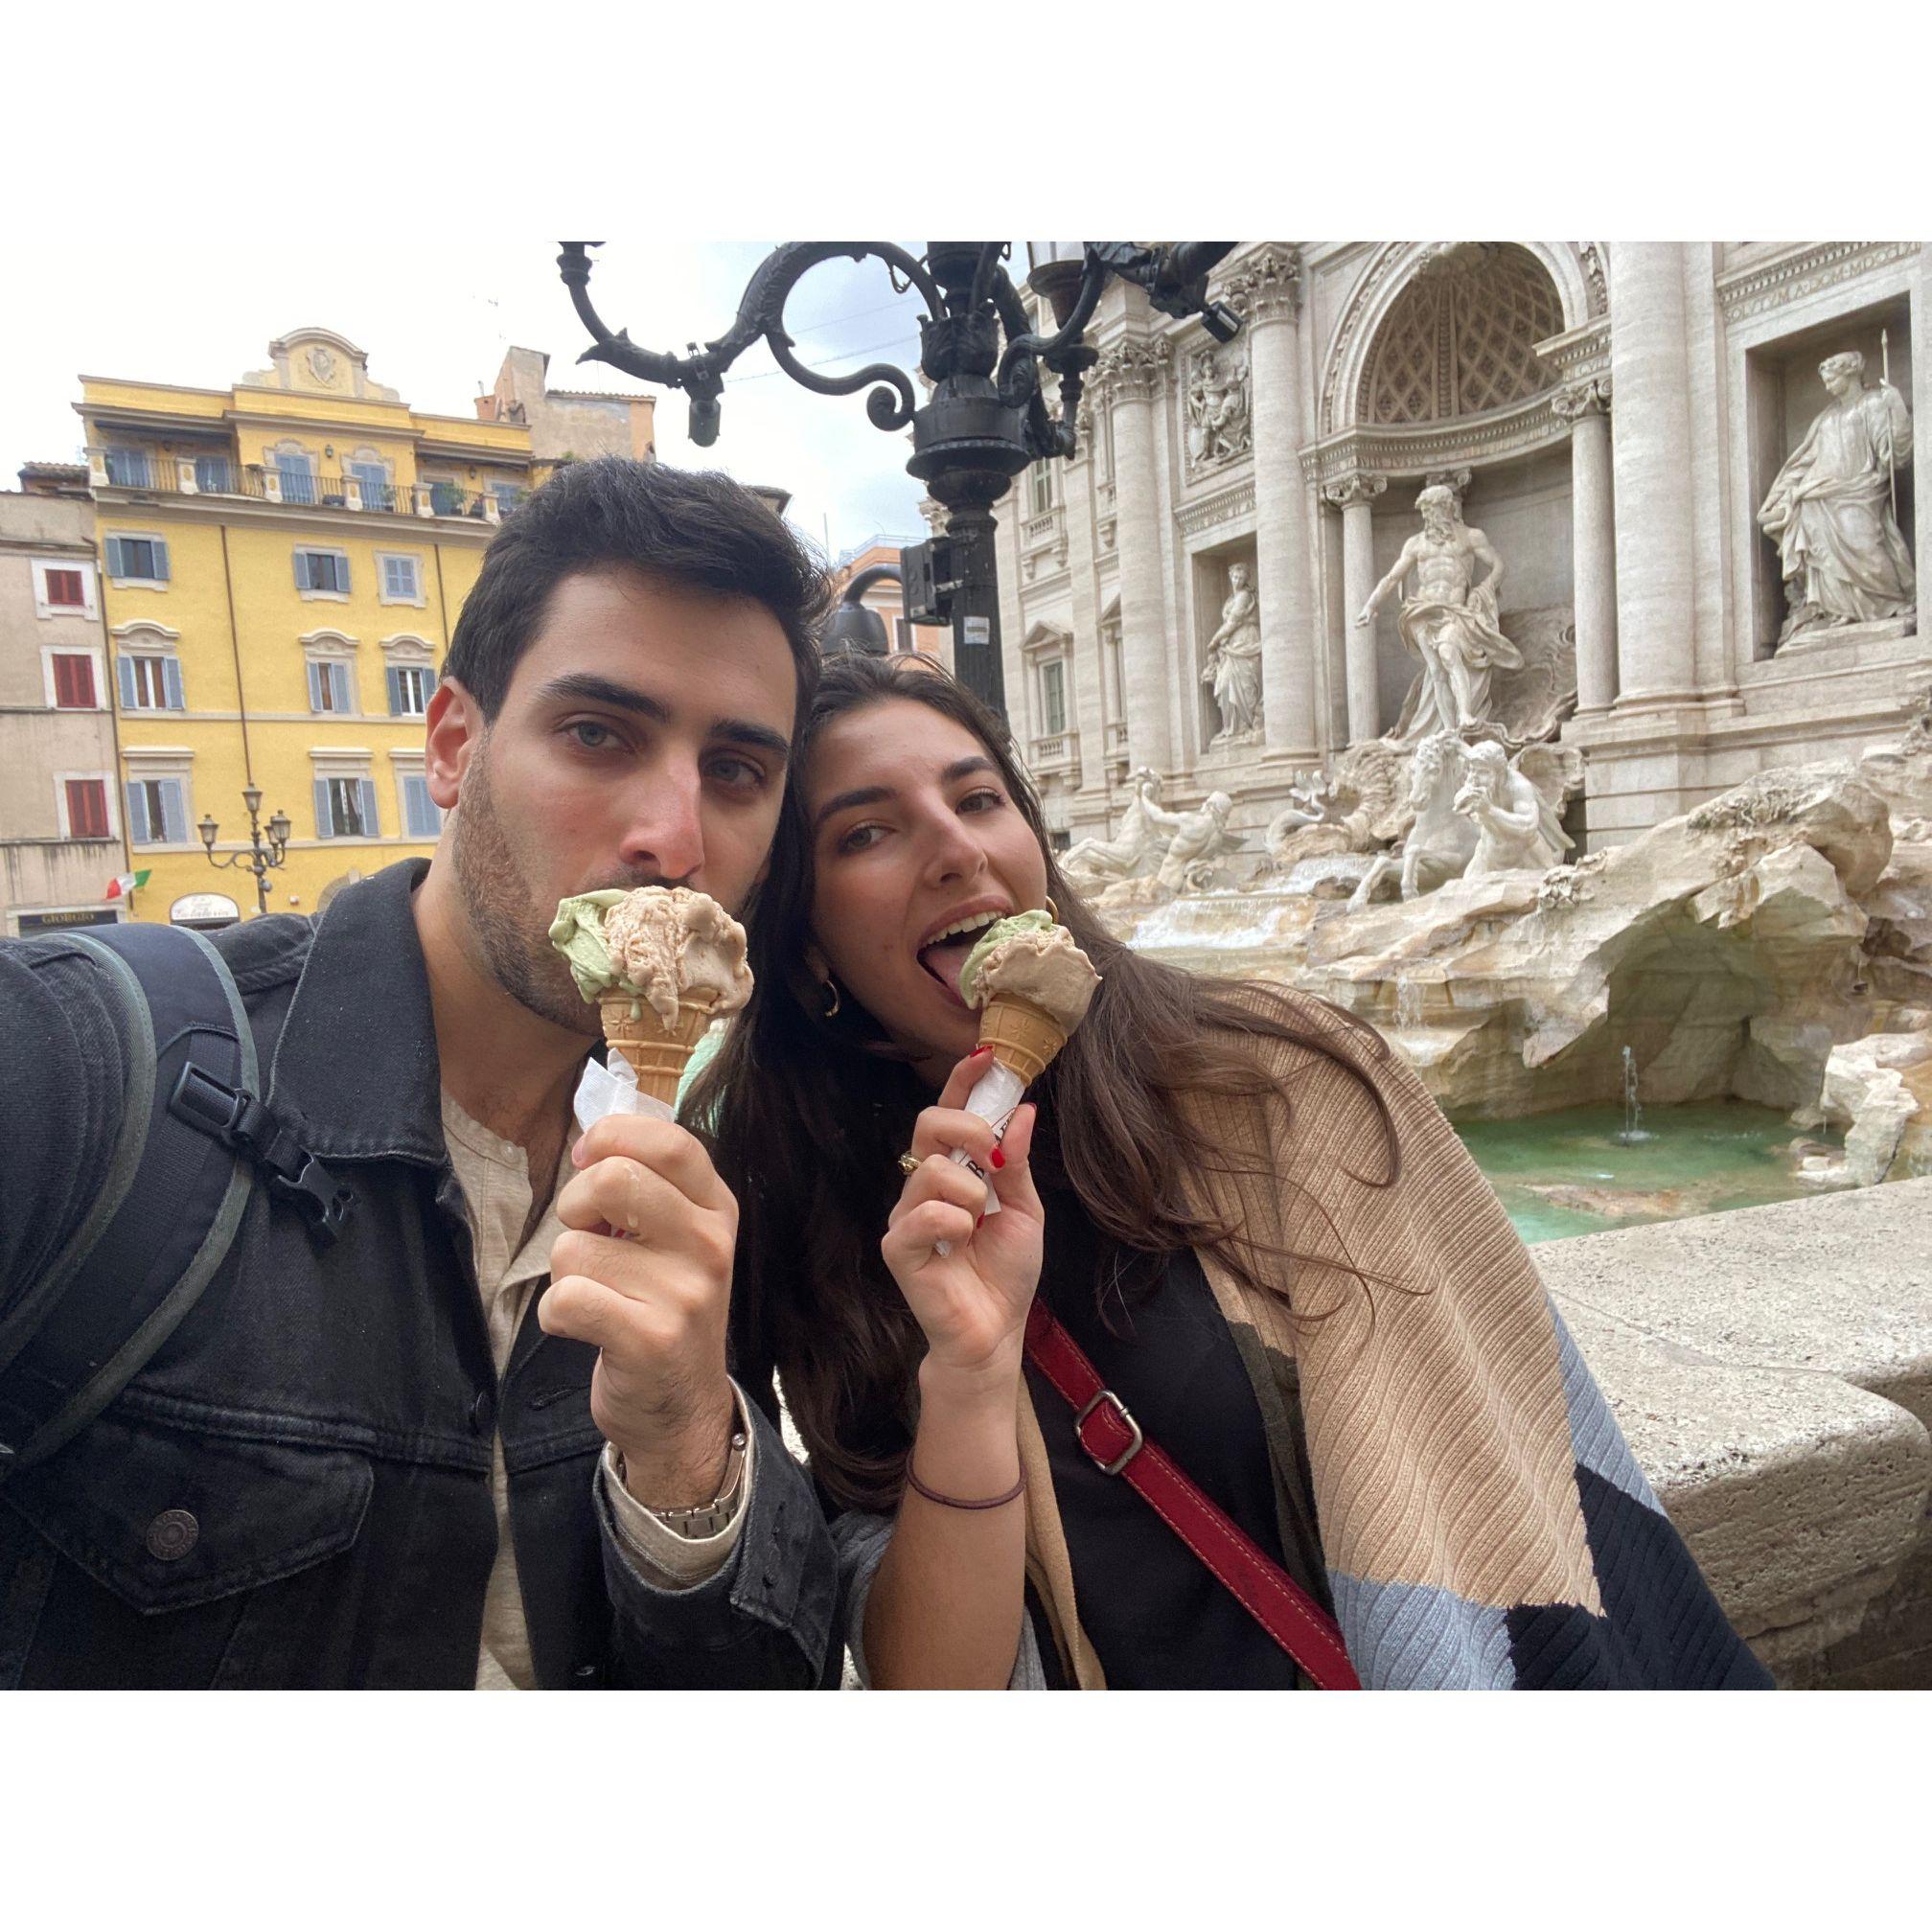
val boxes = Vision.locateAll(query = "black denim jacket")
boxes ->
[0,861,838,1689]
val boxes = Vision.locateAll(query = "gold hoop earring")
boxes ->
[1044,895,1060,922]
[819,978,841,1019]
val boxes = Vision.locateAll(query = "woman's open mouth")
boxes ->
[916,910,1003,1006]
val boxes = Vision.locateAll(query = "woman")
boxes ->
[690,652,1770,1690]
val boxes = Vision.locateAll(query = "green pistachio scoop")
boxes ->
[547,889,631,1003]
[957,909,1054,1009]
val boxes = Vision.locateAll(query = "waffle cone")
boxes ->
[598,989,719,1106]
[976,995,1068,1087]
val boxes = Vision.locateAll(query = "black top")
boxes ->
[1022,1177,1329,1690]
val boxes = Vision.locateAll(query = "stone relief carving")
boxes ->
[1264,741,1409,868]
[1092,336,1172,406]
[1759,350,1916,643]
[1178,480,1255,538]
[1184,341,1251,473]
[1201,561,1262,745]
[1356,483,1523,739]
[1223,245,1302,326]
[1552,375,1612,422]
[1715,241,1920,321]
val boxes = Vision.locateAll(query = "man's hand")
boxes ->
[540,1114,739,1510]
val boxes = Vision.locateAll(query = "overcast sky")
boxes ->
[0,239,932,565]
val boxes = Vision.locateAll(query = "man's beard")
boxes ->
[449,739,600,1036]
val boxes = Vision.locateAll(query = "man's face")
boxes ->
[426,565,797,1034]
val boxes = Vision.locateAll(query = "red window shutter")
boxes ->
[45,568,85,609]
[66,779,108,840]
[53,654,96,708]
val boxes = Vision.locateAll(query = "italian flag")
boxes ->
[104,870,151,900]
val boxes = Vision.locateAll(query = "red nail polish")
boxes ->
[990,1145,1005,1169]
[976,1214,986,1229]
[971,1044,993,1059]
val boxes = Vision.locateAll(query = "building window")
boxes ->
[351,461,393,511]
[118,654,185,711]
[492,482,526,517]
[378,554,422,603]
[1030,462,1055,515]
[44,568,85,610]
[127,776,189,846]
[399,771,444,838]
[427,479,464,517]
[277,451,317,506]
[1040,658,1068,735]
[52,654,98,709]
[104,448,152,488]
[386,664,433,717]
[195,454,234,494]
[33,559,98,619]
[295,548,351,596]
[308,660,355,714]
[314,776,380,840]
[64,779,110,840]
[104,535,170,584]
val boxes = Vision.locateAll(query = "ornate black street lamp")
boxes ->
[556,241,1243,718]
[199,784,292,917]
[821,563,903,656]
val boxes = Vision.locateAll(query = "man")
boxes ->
[1355,482,1521,739]
[1759,348,1916,643]
[0,459,840,1688]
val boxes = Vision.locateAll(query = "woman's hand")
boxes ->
[881,1046,1045,1386]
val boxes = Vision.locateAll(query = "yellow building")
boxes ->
[80,327,540,926]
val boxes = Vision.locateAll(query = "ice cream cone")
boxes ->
[598,989,720,1106]
[977,994,1068,1086]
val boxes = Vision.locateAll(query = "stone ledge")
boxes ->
[1536,1178,1932,1685]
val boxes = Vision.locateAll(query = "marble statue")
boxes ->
[1356,484,1523,739]
[1455,741,1575,877]
[1061,767,1183,888]
[1185,343,1251,470]
[1347,731,1480,907]
[1264,742,1409,868]
[1759,350,1916,643]
[1201,563,1263,744]
[1156,790,1240,889]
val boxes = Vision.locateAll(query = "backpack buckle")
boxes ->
[169,1065,355,1249]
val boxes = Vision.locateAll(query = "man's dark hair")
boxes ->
[444,457,830,718]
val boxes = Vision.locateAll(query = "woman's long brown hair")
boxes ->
[687,651,1400,1512]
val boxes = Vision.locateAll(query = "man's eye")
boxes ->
[566,721,619,751]
[707,756,767,791]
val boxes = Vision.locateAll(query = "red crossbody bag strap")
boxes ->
[1023,1300,1361,1690]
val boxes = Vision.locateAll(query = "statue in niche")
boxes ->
[1185,342,1251,471]
[1201,562,1263,744]
[1061,767,1184,889]
[1356,483,1523,739]
[1346,732,1480,907]
[1759,349,1916,643]
[1156,791,1241,889]
[1454,741,1575,877]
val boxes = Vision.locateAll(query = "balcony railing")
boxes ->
[87,449,509,522]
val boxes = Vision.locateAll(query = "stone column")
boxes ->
[1553,376,1618,712]
[1607,243,1696,705]
[1100,336,1175,772]
[1324,472,1387,743]
[1225,245,1316,757]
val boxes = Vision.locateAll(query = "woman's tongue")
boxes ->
[919,934,978,1003]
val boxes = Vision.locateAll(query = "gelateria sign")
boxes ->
[170,892,241,928]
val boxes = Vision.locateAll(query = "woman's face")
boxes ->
[805,696,1050,1080]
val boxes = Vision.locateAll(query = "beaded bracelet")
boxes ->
[905,1461,1026,1511]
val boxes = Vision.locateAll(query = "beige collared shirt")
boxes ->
[439,1092,751,1690]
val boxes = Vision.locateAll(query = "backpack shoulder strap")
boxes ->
[0,923,347,1484]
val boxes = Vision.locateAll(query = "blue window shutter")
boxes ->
[105,537,125,577]
[313,777,334,839]
[294,551,310,591]
[332,663,352,712]
[336,553,350,595]
[159,780,185,845]
[307,662,322,711]
[154,540,170,582]
[126,782,150,844]
[117,655,137,709]
[162,658,184,710]
[359,779,380,839]
[386,666,403,715]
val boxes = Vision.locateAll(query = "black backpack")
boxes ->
[0,922,354,1483]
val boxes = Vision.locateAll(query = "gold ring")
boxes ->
[897,1152,922,1177]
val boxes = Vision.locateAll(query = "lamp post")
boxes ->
[199,783,292,917]
[556,241,1242,719]
[821,564,903,656]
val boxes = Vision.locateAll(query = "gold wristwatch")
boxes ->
[630,1428,749,1540]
